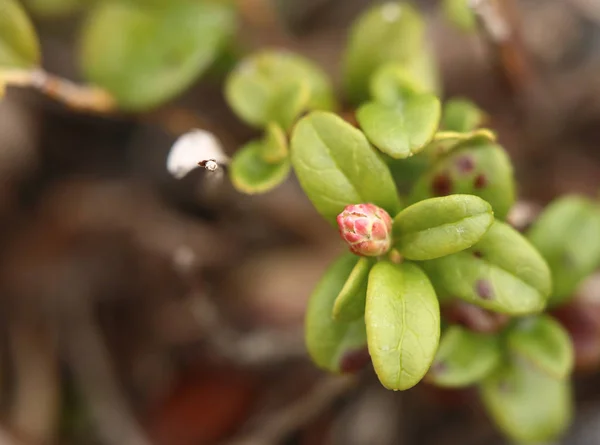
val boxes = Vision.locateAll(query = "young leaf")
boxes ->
[333,257,373,322]
[342,2,426,104]
[423,220,552,315]
[369,62,431,106]
[225,50,335,129]
[392,194,493,261]
[80,0,235,110]
[427,325,501,387]
[527,195,600,305]
[507,315,574,380]
[260,122,288,164]
[441,98,485,132]
[409,141,515,220]
[442,0,477,32]
[0,0,40,68]
[480,360,572,444]
[365,261,440,390]
[290,111,401,224]
[356,94,441,159]
[305,254,368,373]
[229,140,291,194]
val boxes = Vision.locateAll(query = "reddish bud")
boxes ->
[337,203,392,257]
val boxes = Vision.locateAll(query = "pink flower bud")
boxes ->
[337,203,393,257]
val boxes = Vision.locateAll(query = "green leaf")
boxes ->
[290,111,401,224]
[305,254,368,373]
[442,0,477,32]
[366,261,440,390]
[442,98,485,132]
[427,325,501,387]
[356,94,441,159]
[392,194,493,261]
[409,141,515,220]
[481,360,572,444]
[507,315,574,380]
[333,257,373,322]
[260,122,288,164]
[229,140,291,194]
[527,195,600,305]
[342,2,426,104]
[226,50,335,129]
[387,152,430,195]
[0,0,40,68]
[422,220,552,315]
[369,62,431,106]
[80,0,235,110]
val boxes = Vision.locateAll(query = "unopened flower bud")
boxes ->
[337,203,393,256]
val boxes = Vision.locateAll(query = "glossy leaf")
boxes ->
[442,98,485,132]
[305,254,368,373]
[442,0,477,32]
[365,261,440,390]
[333,257,372,322]
[80,1,235,110]
[507,315,574,379]
[356,94,441,159]
[226,50,334,129]
[423,220,552,315]
[527,195,600,305]
[290,111,401,224]
[427,325,501,387]
[392,194,493,261]
[342,2,426,104]
[409,141,515,219]
[0,0,40,68]
[229,140,290,194]
[369,62,432,106]
[481,360,572,444]
[260,122,288,164]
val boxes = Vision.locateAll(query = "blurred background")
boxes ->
[2,0,600,444]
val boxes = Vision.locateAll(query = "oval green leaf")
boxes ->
[0,0,40,68]
[229,140,291,194]
[260,122,288,164]
[392,194,493,261]
[356,94,441,159]
[366,261,440,390]
[441,98,485,132]
[427,325,501,387]
[305,254,368,373]
[342,2,426,104]
[481,360,572,444]
[369,62,432,106]
[333,257,373,322]
[226,50,335,129]
[422,220,552,315]
[409,141,515,219]
[527,195,600,305]
[507,315,574,380]
[290,111,401,224]
[80,1,235,110]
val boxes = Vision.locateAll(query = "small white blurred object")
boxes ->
[166,129,230,179]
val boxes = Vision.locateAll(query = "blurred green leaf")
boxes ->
[305,254,368,373]
[386,152,430,195]
[22,0,83,18]
[427,325,501,387]
[342,1,427,104]
[356,93,441,159]
[442,98,485,132]
[392,194,493,261]
[0,0,40,68]
[260,122,288,164]
[366,261,440,390]
[423,220,552,315]
[507,315,574,380]
[290,111,401,224]
[369,62,430,106]
[409,140,515,219]
[80,0,235,110]
[226,50,335,129]
[229,140,290,194]
[333,257,372,322]
[481,360,572,444]
[443,0,477,32]
[527,195,600,305]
